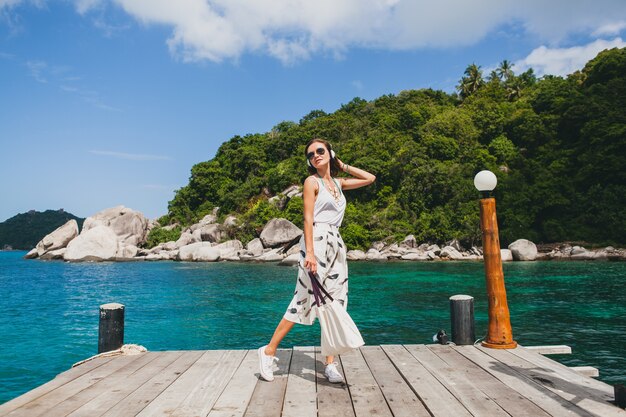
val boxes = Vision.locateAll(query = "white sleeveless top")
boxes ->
[313,177,346,227]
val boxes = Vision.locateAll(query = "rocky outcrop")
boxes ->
[440,246,464,260]
[508,239,538,261]
[260,218,302,248]
[64,226,119,261]
[177,242,214,261]
[347,250,366,260]
[198,224,222,243]
[82,206,149,247]
[269,185,302,210]
[223,215,238,227]
[25,220,79,259]
[401,235,417,248]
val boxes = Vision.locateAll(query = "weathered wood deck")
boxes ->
[1,344,624,417]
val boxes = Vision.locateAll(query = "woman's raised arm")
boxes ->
[335,158,376,190]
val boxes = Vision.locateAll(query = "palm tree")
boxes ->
[505,77,524,101]
[457,63,484,99]
[496,60,514,81]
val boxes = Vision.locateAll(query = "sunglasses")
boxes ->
[306,147,326,160]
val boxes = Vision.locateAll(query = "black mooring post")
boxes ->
[615,384,626,408]
[450,295,475,345]
[98,303,125,353]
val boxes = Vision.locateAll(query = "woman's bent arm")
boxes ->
[335,158,376,190]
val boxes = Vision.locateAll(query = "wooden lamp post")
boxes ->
[474,170,517,349]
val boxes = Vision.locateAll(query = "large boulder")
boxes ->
[40,248,66,260]
[64,226,119,261]
[508,239,537,261]
[82,206,149,247]
[365,249,387,261]
[175,231,200,248]
[199,224,222,243]
[400,235,417,248]
[278,253,300,266]
[501,249,513,262]
[30,220,79,258]
[440,246,464,260]
[214,240,243,258]
[116,244,139,259]
[246,238,265,257]
[347,250,366,260]
[258,248,286,262]
[401,252,429,261]
[260,218,302,248]
[177,242,215,261]
[192,246,221,262]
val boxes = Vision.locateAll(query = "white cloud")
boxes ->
[0,0,24,8]
[592,20,626,36]
[75,0,101,14]
[26,60,47,83]
[4,0,626,65]
[89,150,171,161]
[352,80,364,91]
[515,37,626,76]
[106,0,626,65]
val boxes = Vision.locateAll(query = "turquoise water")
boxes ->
[1,251,625,404]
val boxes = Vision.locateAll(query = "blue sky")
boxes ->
[1,0,625,221]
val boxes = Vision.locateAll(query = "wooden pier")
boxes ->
[1,344,624,417]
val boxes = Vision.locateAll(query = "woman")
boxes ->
[258,138,376,383]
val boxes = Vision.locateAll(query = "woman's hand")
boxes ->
[335,157,347,172]
[304,251,317,275]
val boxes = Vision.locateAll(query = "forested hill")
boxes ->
[163,47,626,250]
[0,210,84,250]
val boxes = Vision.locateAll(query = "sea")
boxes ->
[1,250,625,404]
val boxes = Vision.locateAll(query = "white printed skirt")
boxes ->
[283,223,349,326]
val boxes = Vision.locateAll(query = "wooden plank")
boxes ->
[315,347,355,417]
[479,346,626,417]
[428,344,551,417]
[360,346,430,417]
[99,350,205,417]
[281,347,317,417]
[170,350,246,417]
[0,356,115,416]
[207,350,261,417]
[243,348,292,417]
[44,352,157,417]
[134,350,226,417]
[339,348,393,417]
[5,354,143,417]
[509,346,612,396]
[67,351,184,417]
[570,366,599,378]
[406,344,509,417]
[381,345,472,417]
[454,345,597,417]
[523,345,571,355]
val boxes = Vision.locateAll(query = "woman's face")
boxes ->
[306,142,330,169]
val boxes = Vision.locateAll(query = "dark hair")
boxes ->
[305,138,340,176]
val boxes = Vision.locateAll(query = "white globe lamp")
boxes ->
[474,170,497,198]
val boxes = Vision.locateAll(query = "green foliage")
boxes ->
[164,48,626,246]
[0,209,84,250]
[145,226,182,249]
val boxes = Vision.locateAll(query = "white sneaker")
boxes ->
[258,346,278,381]
[324,362,344,383]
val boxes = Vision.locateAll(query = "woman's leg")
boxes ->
[264,318,295,356]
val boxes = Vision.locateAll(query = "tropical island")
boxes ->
[23,47,626,263]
